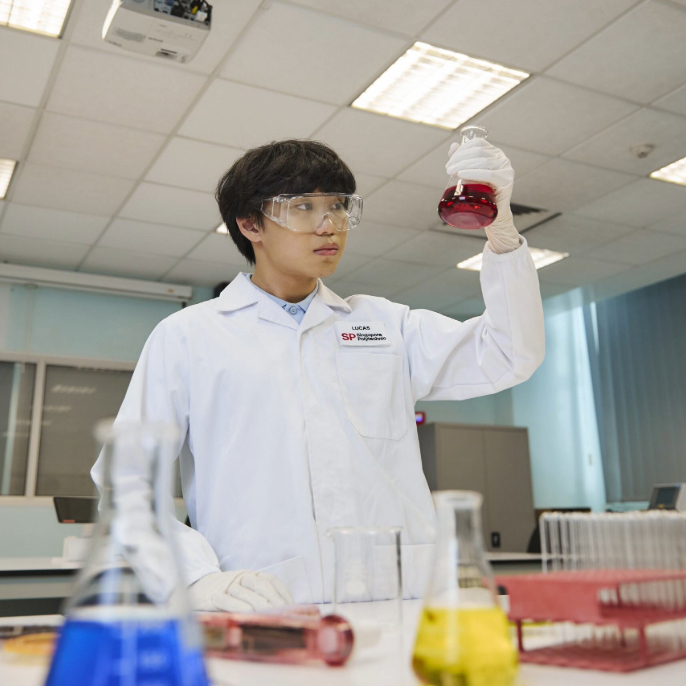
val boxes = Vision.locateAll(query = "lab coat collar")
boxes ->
[212,273,352,315]
[212,274,260,313]
[317,281,352,313]
[212,273,352,333]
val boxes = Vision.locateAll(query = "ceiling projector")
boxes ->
[102,0,212,64]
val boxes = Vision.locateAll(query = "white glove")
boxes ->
[189,570,294,612]
[446,138,521,254]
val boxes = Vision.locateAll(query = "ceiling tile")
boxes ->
[0,102,36,160]
[290,0,453,36]
[398,137,550,190]
[326,279,400,300]
[473,77,638,156]
[326,251,372,280]
[363,180,441,230]
[584,249,686,301]
[440,296,486,320]
[80,247,178,280]
[586,229,686,266]
[546,1,686,104]
[119,183,219,230]
[0,204,109,244]
[163,258,246,287]
[220,2,407,106]
[392,267,481,310]
[538,283,575,300]
[421,0,640,72]
[344,221,421,258]
[0,234,89,270]
[69,0,262,75]
[11,163,135,215]
[383,230,484,267]
[654,83,686,117]
[47,46,207,133]
[313,108,450,177]
[29,113,166,179]
[178,80,336,149]
[351,173,387,197]
[537,256,632,286]
[562,108,686,175]
[572,178,686,228]
[145,138,243,193]
[185,233,252,265]
[344,257,437,290]
[513,158,637,213]
[0,26,60,107]
[98,219,206,258]
[648,210,686,238]
[525,214,634,256]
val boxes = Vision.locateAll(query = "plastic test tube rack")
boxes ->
[497,569,686,672]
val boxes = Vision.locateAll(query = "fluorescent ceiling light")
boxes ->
[0,0,72,37]
[0,263,193,302]
[351,41,529,130]
[458,247,569,272]
[216,223,228,234]
[0,159,16,199]
[650,156,686,187]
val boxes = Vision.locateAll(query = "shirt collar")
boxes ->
[249,276,318,313]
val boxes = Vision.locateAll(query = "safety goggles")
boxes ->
[260,193,363,233]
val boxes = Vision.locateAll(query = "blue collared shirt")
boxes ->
[249,275,318,325]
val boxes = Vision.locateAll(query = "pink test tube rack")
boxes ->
[497,569,686,672]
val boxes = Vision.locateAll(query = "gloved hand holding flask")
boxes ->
[441,126,521,254]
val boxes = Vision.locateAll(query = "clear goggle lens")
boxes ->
[261,193,362,233]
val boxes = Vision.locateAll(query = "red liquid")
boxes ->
[438,184,498,230]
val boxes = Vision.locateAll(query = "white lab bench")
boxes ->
[0,554,543,617]
[1,600,685,686]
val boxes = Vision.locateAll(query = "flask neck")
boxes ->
[98,425,172,528]
[426,491,498,608]
[460,125,488,145]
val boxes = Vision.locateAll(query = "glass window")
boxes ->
[0,361,36,495]
[36,366,133,496]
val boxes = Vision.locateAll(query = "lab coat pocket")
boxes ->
[336,352,407,440]
[256,555,314,605]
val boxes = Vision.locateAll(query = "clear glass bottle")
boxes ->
[44,420,209,686]
[412,491,518,686]
[438,125,498,230]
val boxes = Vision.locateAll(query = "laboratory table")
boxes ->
[0,554,543,616]
[1,600,685,686]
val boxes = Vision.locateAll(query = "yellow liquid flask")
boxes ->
[412,491,518,686]
[44,421,209,686]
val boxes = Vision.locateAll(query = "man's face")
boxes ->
[245,193,349,280]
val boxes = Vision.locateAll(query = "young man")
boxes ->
[92,138,544,612]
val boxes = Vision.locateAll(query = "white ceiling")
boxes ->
[1,0,686,320]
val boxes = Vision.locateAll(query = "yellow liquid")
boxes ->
[412,607,518,686]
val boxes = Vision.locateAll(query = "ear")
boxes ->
[236,216,262,245]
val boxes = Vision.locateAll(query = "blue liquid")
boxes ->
[45,618,209,686]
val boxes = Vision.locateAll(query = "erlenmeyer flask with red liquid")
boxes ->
[438,126,498,231]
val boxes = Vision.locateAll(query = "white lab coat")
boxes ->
[92,237,544,604]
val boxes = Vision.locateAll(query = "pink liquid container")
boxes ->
[200,607,355,667]
[439,125,498,230]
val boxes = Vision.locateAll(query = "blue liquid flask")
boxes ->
[45,421,210,686]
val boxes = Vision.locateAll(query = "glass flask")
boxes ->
[438,125,498,230]
[44,420,209,686]
[412,491,518,686]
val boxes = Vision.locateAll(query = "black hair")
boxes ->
[215,139,356,265]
